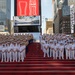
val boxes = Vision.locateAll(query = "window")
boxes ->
[63,21,65,23]
[16,25,41,33]
[0,22,4,25]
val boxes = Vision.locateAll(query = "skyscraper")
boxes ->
[52,0,63,33]
[0,0,11,33]
[52,0,74,34]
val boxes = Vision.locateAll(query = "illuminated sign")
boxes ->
[17,0,39,16]
[14,16,40,26]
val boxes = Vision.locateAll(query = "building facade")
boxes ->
[52,0,63,34]
[59,5,71,34]
[68,0,75,6]
[46,19,53,34]
[70,5,75,34]
[0,0,7,32]
[0,0,11,33]
[61,0,75,34]
[53,0,75,34]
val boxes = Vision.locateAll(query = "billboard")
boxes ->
[14,16,40,26]
[16,0,40,16]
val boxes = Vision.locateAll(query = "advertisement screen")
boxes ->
[17,0,39,16]
[14,16,40,26]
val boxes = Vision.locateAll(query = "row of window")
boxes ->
[63,24,70,26]
[69,0,75,2]
[64,26,70,28]
[63,21,70,23]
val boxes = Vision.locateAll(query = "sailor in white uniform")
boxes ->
[43,41,49,57]
[9,41,14,62]
[20,43,26,62]
[65,42,70,59]
[59,43,64,59]
[69,42,74,59]
[53,42,58,59]
[13,42,18,62]
[17,42,20,62]
[49,40,54,57]
[7,42,10,62]
[41,40,45,50]
[1,42,7,62]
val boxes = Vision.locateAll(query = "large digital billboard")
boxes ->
[16,0,40,16]
[14,16,40,26]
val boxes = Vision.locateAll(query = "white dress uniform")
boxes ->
[59,43,64,59]
[5,44,8,62]
[9,43,14,62]
[7,43,10,62]
[20,44,25,62]
[69,43,74,59]
[56,43,60,58]
[43,42,49,57]
[49,41,53,57]
[1,44,7,62]
[53,43,58,59]
[17,43,20,62]
[72,43,74,59]
[65,44,70,59]
[23,45,26,58]
[13,43,18,62]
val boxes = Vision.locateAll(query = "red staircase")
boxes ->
[0,42,75,75]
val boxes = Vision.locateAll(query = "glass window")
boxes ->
[15,25,41,33]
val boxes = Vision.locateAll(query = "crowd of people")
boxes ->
[0,33,33,62]
[40,34,75,59]
[0,32,75,62]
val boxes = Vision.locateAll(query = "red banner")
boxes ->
[17,0,39,16]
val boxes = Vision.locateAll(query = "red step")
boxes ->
[0,71,75,75]
[0,63,75,67]
[0,42,75,75]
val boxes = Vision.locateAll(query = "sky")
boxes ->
[41,0,53,18]
[11,0,53,34]
[41,0,53,33]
